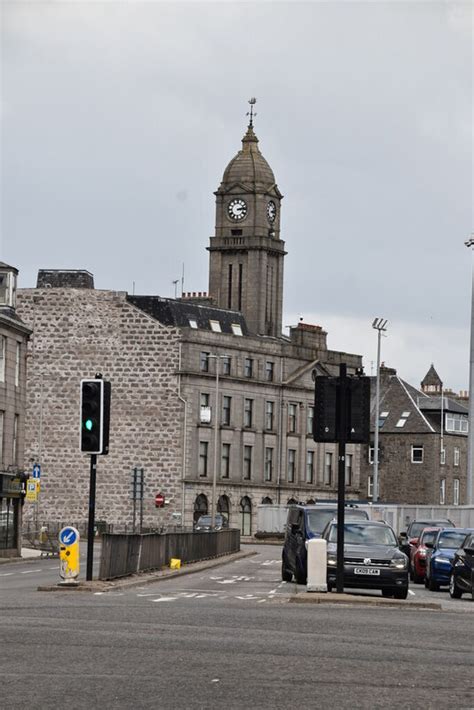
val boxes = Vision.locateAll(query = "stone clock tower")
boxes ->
[208,109,286,337]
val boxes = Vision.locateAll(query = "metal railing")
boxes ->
[98,528,240,580]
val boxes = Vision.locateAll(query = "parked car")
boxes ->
[323,520,409,599]
[425,528,474,591]
[399,518,454,561]
[281,504,369,584]
[194,514,227,532]
[449,532,474,599]
[410,527,443,584]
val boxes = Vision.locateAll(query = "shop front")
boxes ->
[0,472,23,557]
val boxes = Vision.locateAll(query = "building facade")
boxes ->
[0,263,31,557]
[17,119,365,536]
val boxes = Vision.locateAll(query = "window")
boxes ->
[264,448,273,481]
[188,319,198,329]
[200,393,211,423]
[378,411,389,429]
[440,448,446,465]
[395,419,407,428]
[199,442,209,477]
[345,453,353,487]
[453,478,460,506]
[445,413,468,434]
[306,451,314,484]
[368,445,380,464]
[324,452,333,485]
[368,475,374,498]
[200,352,210,372]
[240,496,252,536]
[243,398,253,428]
[307,406,314,435]
[401,412,411,418]
[209,320,222,333]
[288,403,297,433]
[439,478,446,505]
[243,445,252,480]
[454,447,460,466]
[221,443,230,478]
[15,343,20,387]
[0,336,5,382]
[244,357,253,377]
[265,361,274,382]
[222,396,231,426]
[265,401,274,430]
[231,323,243,336]
[287,449,296,483]
[411,446,424,464]
[0,411,4,463]
[13,414,19,465]
[222,356,231,375]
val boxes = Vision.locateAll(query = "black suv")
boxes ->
[281,504,369,585]
[449,532,474,599]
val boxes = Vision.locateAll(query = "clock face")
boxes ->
[267,200,277,223]
[227,198,247,221]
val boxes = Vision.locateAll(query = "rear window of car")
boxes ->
[409,521,452,538]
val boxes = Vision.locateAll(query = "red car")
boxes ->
[410,527,444,583]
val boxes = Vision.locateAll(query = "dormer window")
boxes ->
[210,320,222,333]
[231,323,243,336]
[0,270,17,308]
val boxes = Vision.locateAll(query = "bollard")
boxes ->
[306,538,327,592]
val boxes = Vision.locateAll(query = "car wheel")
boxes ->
[393,587,408,600]
[281,559,293,583]
[428,576,439,592]
[449,573,463,599]
[294,556,307,586]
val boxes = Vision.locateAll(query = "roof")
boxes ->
[127,295,249,336]
[218,125,276,190]
[418,396,468,415]
[421,363,442,388]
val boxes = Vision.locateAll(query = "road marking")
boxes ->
[408,590,416,596]
[262,560,279,566]
[136,593,154,597]
[20,570,37,574]
[151,596,177,603]
[0,572,14,577]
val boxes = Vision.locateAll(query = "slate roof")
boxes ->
[127,295,249,336]
[421,363,442,388]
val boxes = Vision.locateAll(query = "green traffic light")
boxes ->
[85,419,94,431]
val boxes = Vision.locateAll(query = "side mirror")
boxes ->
[399,532,407,540]
[425,541,434,549]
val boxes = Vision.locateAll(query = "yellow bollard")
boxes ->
[170,558,181,570]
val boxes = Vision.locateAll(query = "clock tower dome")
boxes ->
[207,103,286,337]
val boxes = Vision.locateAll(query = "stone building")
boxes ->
[360,365,468,506]
[0,263,31,557]
[17,118,365,535]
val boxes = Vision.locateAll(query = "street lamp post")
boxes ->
[209,354,228,529]
[465,236,474,504]
[372,318,388,503]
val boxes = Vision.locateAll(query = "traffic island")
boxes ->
[289,591,442,610]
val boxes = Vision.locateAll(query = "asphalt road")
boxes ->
[1,544,473,709]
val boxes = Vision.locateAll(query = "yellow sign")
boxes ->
[170,558,181,570]
[25,480,38,502]
[59,527,80,580]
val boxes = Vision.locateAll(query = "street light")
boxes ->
[209,354,229,529]
[372,318,388,503]
[465,236,474,504]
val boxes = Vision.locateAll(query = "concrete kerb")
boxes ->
[290,591,442,611]
[37,549,256,592]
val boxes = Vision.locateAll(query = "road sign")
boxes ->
[25,480,38,502]
[59,526,80,581]
[155,492,165,508]
[59,526,78,546]
[32,464,41,480]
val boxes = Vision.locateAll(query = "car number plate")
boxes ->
[354,567,380,576]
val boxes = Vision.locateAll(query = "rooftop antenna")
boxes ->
[181,263,185,297]
[132,280,135,295]
[246,97,257,127]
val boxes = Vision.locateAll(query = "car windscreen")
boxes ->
[438,531,468,549]
[328,523,398,546]
[420,530,438,546]
[306,508,367,534]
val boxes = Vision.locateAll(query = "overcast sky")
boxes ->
[2,1,472,391]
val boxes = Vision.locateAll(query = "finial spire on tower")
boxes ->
[246,97,257,127]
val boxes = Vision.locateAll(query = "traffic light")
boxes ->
[80,378,111,454]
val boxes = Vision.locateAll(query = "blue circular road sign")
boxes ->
[59,526,79,546]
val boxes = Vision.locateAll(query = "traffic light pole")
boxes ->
[86,454,97,581]
[336,364,348,594]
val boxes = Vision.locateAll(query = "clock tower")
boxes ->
[207,104,286,337]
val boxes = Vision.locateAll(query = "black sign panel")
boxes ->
[313,374,371,444]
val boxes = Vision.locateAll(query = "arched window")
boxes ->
[287,497,297,505]
[194,494,208,524]
[240,496,252,536]
[217,494,230,526]
[262,496,273,505]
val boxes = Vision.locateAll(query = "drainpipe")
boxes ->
[277,357,284,504]
[175,342,188,526]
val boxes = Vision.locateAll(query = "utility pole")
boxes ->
[372,318,388,503]
[465,236,474,504]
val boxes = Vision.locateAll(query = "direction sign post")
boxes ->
[58,526,80,585]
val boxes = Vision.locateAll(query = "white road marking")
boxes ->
[151,596,177,602]
[408,589,416,596]
[136,593,154,597]
[20,570,37,574]
[94,592,104,595]
[262,560,279,566]
[258,599,266,603]
[0,572,14,577]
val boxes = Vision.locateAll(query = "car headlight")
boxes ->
[390,555,408,569]
[417,550,426,558]
[327,554,337,566]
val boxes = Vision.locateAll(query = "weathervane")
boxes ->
[246,97,257,127]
